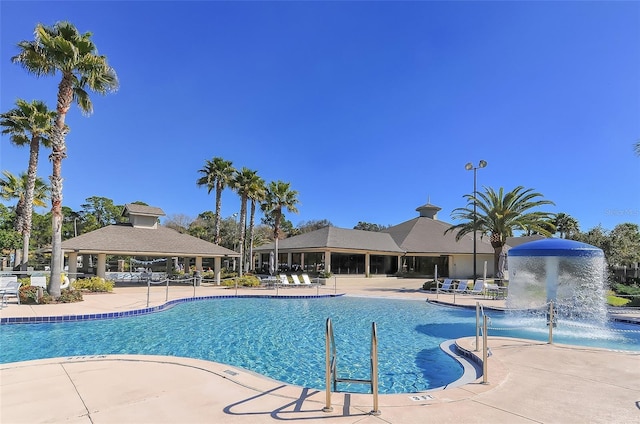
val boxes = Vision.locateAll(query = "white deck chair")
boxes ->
[279,274,291,287]
[291,275,303,286]
[1,280,22,305]
[301,274,314,286]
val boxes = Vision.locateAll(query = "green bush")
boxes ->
[222,275,261,287]
[19,285,83,305]
[422,280,438,291]
[73,277,114,292]
[57,288,83,303]
[19,286,39,304]
[612,283,640,307]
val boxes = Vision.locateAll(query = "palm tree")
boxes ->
[634,140,640,156]
[246,175,266,271]
[12,21,119,296]
[196,157,236,245]
[261,181,299,272]
[1,99,55,270]
[445,186,555,274]
[553,213,579,239]
[230,168,262,276]
[0,171,49,268]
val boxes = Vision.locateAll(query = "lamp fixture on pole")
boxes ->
[465,160,487,282]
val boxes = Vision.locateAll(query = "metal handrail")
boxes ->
[323,318,380,416]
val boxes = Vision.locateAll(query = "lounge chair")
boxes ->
[453,279,471,293]
[301,274,315,286]
[432,278,454,292]
[0,280,22,306]
[291,275,303,286]
[485,283,507,299]
[0,275,17,290]
[465,279,485,295]
[279,274,291,287]
[30,275,47,289]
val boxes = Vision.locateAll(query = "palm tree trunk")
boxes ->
[49,126,65,297]
[214,183,222,245]
[49,75,72,298]
[20,136,41,271]
[248,200,256,271]
[238,195,247,277]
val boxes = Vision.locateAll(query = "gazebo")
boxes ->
[60,204,238,284]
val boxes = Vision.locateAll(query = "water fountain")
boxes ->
[506,238,607,323]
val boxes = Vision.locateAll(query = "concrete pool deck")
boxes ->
[1,277,639,423]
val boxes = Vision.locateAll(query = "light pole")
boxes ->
[465,160,487,282]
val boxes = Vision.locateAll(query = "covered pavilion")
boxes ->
[60,204,238,284]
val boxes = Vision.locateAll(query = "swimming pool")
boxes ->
[1,297,638,394]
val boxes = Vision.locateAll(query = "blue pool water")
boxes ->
[1,297,638,394]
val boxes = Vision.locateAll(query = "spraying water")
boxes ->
[506,239,607,324]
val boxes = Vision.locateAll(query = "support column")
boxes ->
[324,251,331,274]
[68,252,78,281]
[214,257,221,285]
[300,253,305,272]
[195,256,203,272]
[365,253,370,277]
[97,253,107,279]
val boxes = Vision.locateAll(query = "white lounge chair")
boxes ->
[485,283,507,299]
[0,280,22,306]
[301,274,314,286]
[279,274,291,287]
[291,275,303,286]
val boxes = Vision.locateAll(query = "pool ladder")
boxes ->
[322,317,380,416]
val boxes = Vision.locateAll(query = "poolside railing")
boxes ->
[323,317,380,416]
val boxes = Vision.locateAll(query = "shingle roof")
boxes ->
[255,226,405,253]
[383,217,494,254]
[60,224,238,257]
[122,204,165,218]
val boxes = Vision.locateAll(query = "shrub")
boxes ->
[222,275,261,287]
[57,288,83,303]
[19,286,39,304]
[422,280,437,291]
[73,277,114,292]
[17,282,82,304]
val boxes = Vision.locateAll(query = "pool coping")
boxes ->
[426,299,640,325]
[0,293,343,325]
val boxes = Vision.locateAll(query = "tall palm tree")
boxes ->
[230,168,262,276]
[445,186,555,273]
[246,174,266,271]
[553,212,579,239]
[1,99,55,270]
[0,171,49,268]
[196,157,236,245]
[634,140,640,156]
[12,21,119,296]
[261,181,299,272]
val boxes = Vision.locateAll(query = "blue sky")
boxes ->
[1,1,639,233]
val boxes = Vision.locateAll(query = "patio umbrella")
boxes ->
[269,251,275,276]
